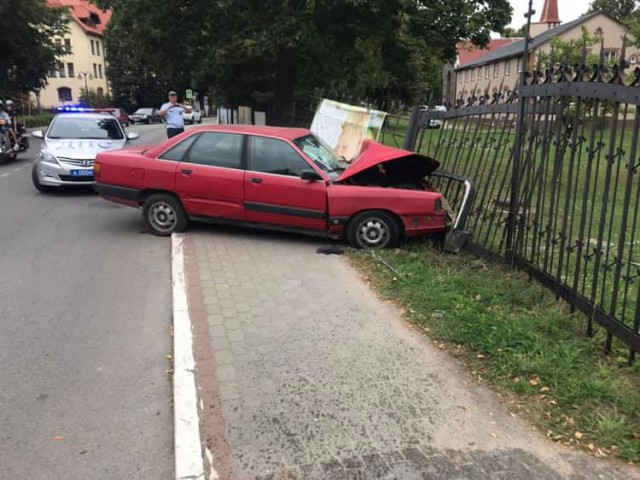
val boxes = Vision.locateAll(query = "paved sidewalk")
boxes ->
[182,227,639,480]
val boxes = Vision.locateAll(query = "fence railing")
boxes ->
[405,41,640,362]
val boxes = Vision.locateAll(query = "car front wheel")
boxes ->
[142,193,189,236]
[32,164,54,193]
[346,210,400,249]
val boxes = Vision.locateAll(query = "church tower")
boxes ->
[529,0,561,37]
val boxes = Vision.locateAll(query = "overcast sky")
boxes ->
[508,0,592,29]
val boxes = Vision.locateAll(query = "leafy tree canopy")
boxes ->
[588,0,637,22]
[0,0,68,94]
[94,0,512,110]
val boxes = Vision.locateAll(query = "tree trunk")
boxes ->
[273,47,298,126]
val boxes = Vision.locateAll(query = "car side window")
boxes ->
[248,136,310,177]
[159,133,199,162]
[184,132,243,169]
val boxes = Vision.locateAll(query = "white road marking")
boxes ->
[172,234,213,480]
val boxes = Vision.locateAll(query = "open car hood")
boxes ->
[337,140,440,183]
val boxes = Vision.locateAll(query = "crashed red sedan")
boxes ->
[93,125,473,249]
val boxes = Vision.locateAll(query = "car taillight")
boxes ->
[93,161,101,178]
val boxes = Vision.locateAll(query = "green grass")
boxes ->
[352,244,640,464]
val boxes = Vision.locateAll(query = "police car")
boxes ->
[31,106,139,192]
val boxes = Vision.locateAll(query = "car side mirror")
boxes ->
[300,169,322,181]
[126,132,140,140]
[32,130,44,139]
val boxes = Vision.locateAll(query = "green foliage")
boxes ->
[79,88,113,108]
[353,245,640,462]
[23,114,54,129]
[93,0,513,111]
[588,0,637,21]
[0,0,69,93]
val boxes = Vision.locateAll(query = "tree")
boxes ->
[503,27,524,38]
[588,0,637,22]
[0,0,68,94]
[94,0,513,112]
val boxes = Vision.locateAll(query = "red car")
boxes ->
[93,125,474,249]
[94,108,131,127]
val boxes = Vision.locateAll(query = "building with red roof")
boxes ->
[34,1,112,109]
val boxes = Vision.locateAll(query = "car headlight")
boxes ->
[38,148,58,165]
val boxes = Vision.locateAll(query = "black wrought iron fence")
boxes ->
[405,42,640,362]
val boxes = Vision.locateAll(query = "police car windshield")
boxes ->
[48,117,124,140]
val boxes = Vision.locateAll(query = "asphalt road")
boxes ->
[0,119,204,479]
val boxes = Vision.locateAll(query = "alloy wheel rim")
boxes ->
[150,202,177,233]
[357,218,389,248]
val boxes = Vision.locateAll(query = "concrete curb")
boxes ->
[172,233,207,480]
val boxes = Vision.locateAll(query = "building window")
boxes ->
[458,73,462,84]
[485,65,490,79]
[49,66,57,77]
[93,63,98,78]
[494,63,499,77]
[505,60,511,76]
[55,38,62,47]
[91,40,95,55]
[471,69,475,81]
[58,87,72,102]
[97,87,104,96]
[98,64,103,78]
[464,70,469,82]
[96,41,101,56]
[517,57,522,73]
[58,62,66,78]
[604,49,618,61]
[67,63,75,77]
[64,38,71,53]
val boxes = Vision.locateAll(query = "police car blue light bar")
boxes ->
[56,105,94,113]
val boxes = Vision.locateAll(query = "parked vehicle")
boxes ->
[31,112,139,192]
[183,104,202,124]
[95,107,131,127]
[424,105,447,129]
[93,125,474,249]
[130,108,162,124]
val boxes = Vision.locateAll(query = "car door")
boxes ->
[244,135,327,231]
[173,131,245,219]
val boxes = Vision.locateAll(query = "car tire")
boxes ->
[346,210,400,249]
[145,118,150,124]
[142,193,189,236]
[32,164,54,193]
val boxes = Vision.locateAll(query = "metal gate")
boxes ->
[405,43,640,362]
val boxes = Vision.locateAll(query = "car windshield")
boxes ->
[293,134,346,179]
[47,116,124,140]
[135,108,152,114]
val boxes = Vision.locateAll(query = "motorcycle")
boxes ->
[0,117,28,164]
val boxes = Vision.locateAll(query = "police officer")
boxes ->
[159,91,192,139]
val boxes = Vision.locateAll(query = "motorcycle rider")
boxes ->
[0,100,19,151]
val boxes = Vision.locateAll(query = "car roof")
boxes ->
[185,124,311,140]
[54,112,120,120]
[144,124,312,158]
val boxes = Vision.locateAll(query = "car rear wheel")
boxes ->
[346,210,400,249]
[31,164,54,193]
[142,193,189,236]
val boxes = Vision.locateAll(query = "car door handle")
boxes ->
[181,169,193,175]
[249,177,263,184]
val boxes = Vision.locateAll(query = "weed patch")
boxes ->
[352,242,640,464]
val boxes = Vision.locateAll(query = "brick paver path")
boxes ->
[183,228,639,480]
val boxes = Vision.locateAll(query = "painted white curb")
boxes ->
[172,233,207,480]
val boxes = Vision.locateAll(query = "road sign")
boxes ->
[185,89,193,99]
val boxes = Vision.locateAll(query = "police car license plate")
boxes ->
[70,169,94,177]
